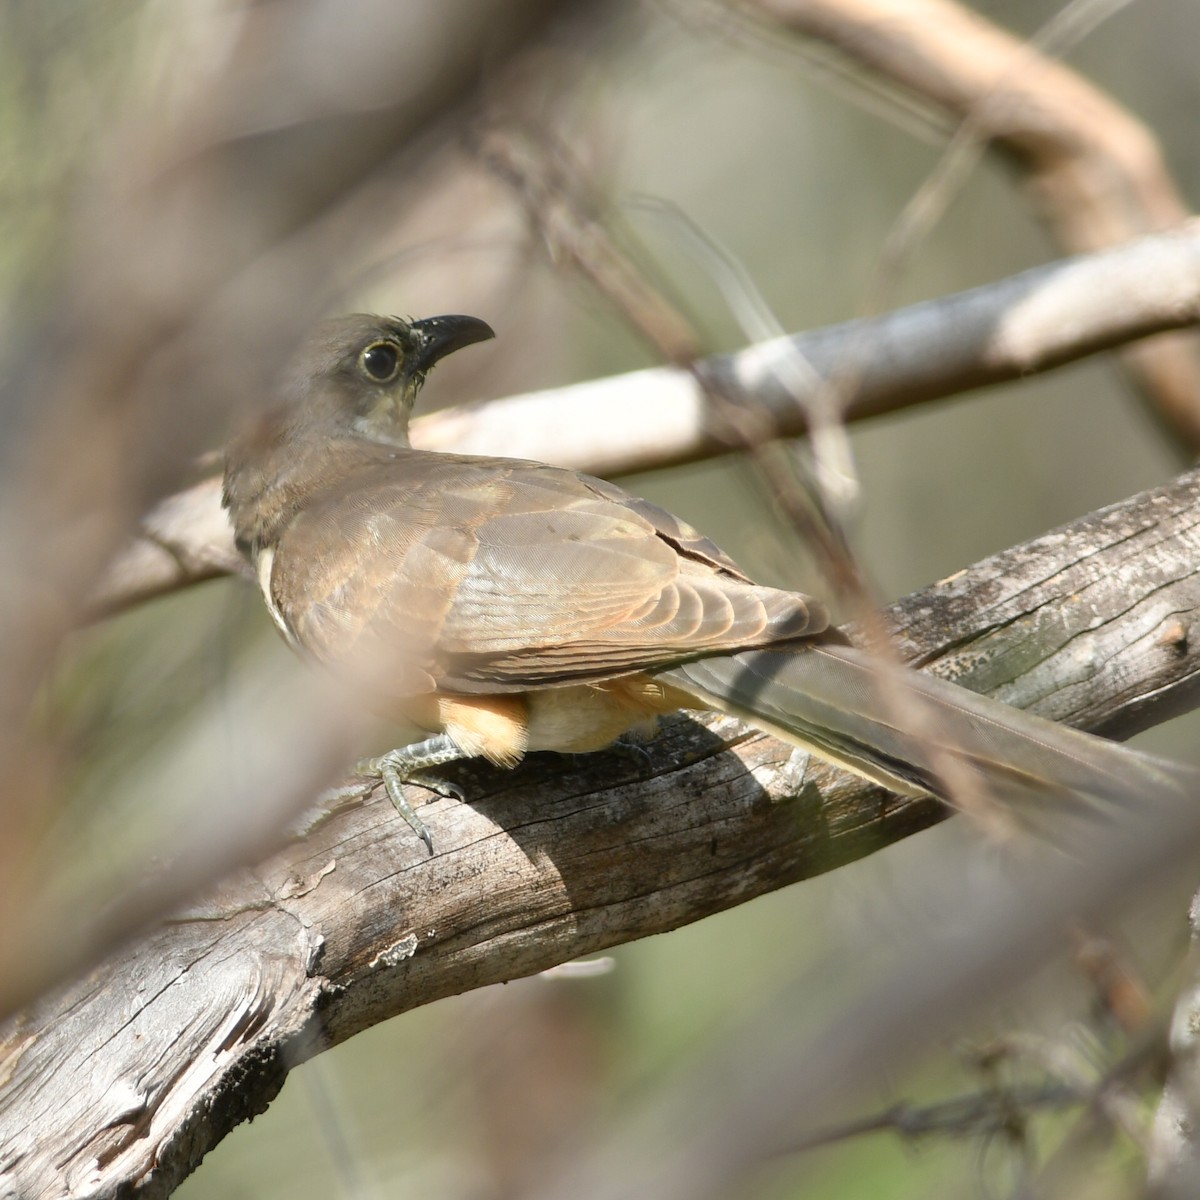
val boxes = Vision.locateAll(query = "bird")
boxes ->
[222,313,1193,851]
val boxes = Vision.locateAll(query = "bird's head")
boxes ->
[223,312,494,552]
[283,312,495,445]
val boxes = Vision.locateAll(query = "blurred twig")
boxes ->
[738,0,1200,452]
[471,120,867,603]
[472,123,703,366]
[0,0,587,1050]
[778,1081,1081,1154]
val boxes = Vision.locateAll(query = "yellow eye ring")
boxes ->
[358,340,402,383]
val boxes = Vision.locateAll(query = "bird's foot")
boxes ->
[609,735,655,770]
[354,734,466,854]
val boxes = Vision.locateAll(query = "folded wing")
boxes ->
[269,448,828,696]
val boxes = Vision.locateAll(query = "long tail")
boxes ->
[656,643,1196,813]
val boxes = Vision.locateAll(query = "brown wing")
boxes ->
[269,447,829,696]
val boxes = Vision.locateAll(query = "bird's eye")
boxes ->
[358,341,402,383]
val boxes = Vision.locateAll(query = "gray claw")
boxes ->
[412,775,466,803]
[612,737,655,768]
[352,734,467,855]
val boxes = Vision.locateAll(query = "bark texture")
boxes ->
[2,469,1199,1199]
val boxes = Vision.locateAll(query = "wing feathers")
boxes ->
[269,447,828,696]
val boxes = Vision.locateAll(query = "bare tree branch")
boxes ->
[93,222,1200,617]
[5,466,1199,1199]
[740,0,1200,450]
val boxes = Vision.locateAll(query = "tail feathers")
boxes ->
[657,643,1195,813]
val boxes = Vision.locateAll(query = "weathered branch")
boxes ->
[6,467,1200,1199]
[92,222,1200,616]
[741,0,1200,449]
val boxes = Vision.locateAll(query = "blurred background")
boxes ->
[4,0,1200,1197]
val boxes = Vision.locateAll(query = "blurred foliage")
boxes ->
[13,0,1199,1197]
[0,0,149,299]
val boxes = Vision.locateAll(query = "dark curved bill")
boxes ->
[409,314,495,372]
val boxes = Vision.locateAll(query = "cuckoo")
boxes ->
[223,313,1192,850]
